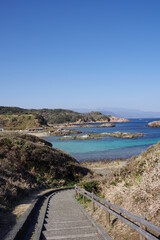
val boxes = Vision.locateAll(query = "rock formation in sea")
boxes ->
[148,121,160,128]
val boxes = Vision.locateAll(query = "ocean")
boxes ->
[44,118,160,161]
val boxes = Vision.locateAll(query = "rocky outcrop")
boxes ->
[148,121,160,128]
[50,128,82,136]
[97,132,144,138]
[59,132,144,140]
[69,123,115,128]
[100,123,115,127]
[109,116,130,122]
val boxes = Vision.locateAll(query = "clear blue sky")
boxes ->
[0,0,160,111]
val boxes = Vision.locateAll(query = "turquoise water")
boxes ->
[44,119,160,161]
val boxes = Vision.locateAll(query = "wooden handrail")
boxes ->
[75,186,160,240]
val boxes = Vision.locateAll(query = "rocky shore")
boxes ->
[67,122,115,128]
[25,122,116,137]
[73,116,129,124]
[0,107,130,137]
[109,116,130,123]
[50,128,82,136]
[97,122,115,127]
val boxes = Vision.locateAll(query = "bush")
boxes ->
[81,180,100,194]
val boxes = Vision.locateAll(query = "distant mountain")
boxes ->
[73,108,115,116]
[2,106,158,127]
[100,108,160,118]
[73,107,160,118]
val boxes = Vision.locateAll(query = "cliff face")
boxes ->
[148,120,160,128]
[0,133,90,212]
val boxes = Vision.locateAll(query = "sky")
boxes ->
[0,0,160,111]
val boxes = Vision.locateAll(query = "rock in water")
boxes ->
[148,121,160,128]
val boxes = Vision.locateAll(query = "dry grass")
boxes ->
[81,143,160,240]
[0,114,47,130]
[81,159,127,177]
[0,133,91,212]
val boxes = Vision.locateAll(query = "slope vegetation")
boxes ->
[0,114,47,130]
[0,133,90,212]
[83,143,160,239]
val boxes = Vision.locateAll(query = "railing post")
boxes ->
[83,194,85,204]
[75,186,80,198]
[92,192,95,212]
[106,201,111,227]
[75,185,77,197]
[76,186,80,198]
[139,217,147,240]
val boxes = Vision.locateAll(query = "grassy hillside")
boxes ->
[37,108,82,124]
[0,106,110,125]
[37,109,110,124]
[0,133,90,212]
[0,106,26,114]
[84,143,160,239]
[0,114,47,130]
[82,111,110,122]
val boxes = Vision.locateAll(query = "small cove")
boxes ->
[44,119,160,161]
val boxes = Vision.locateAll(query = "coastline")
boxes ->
[1,118,160,164]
